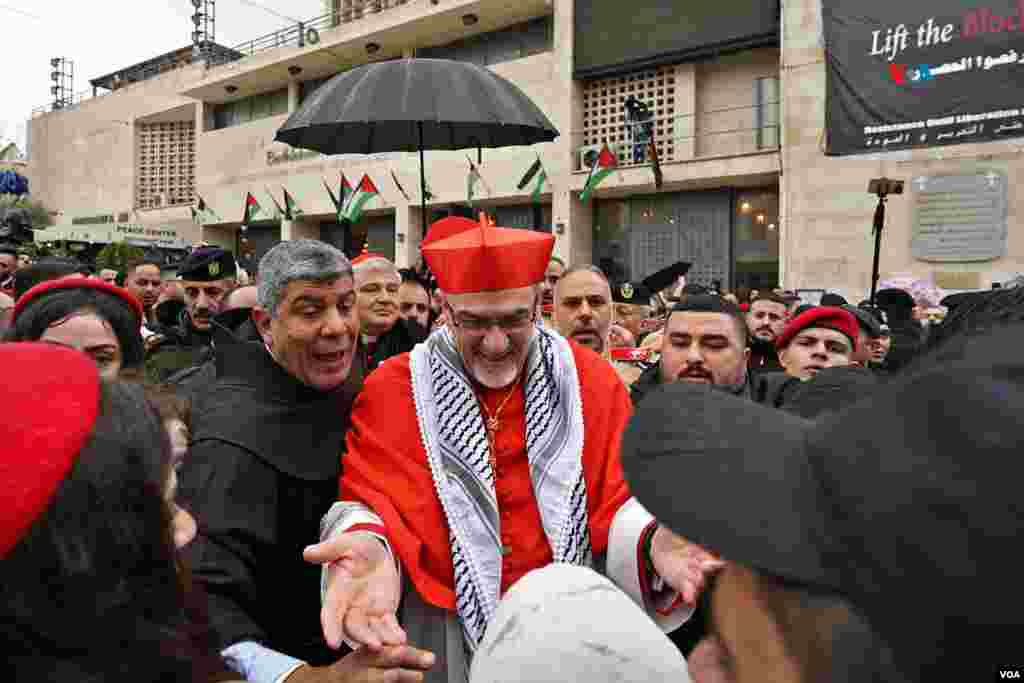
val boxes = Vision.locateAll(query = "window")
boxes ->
[733,188,780,290]
[418,16,553,66]
[212,88,289,130]
[135,121,195,210]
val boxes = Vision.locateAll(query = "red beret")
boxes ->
[0,343,101,558]
[13,277,145,324]
[775,306,859,351]
[422,215,555,293]
[610,347,652,362]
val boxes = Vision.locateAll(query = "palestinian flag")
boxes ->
[243,192,262,225]
[196,194,220,221]
[580,144,617,202]
[390,170,411,201]
[340,173,354,208]
[283,187,303,220]
[342,174,379,223]
[467,157,482,205]
[323,178,340,213]
[265,187,285,219]
[530,165,548,204]
[517,158,543,190]
[648,142,663,189]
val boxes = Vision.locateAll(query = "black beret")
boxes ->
[842,305,883,338]
[820,292,848,306]
[671,294,743,317]
[178,247,236,282]
[611,281,653,305]
[641,261,691,294]
[875,288,916,311]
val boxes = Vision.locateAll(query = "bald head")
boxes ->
[225,285,259,311]
[353,257,400,288]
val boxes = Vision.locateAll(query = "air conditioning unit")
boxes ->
[577,143,603,171]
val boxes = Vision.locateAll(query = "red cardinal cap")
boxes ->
[0,343,101,558]
[351,251,388,267]
[14,276,145,324]
[776,306,859,351]
[422,215,555,294]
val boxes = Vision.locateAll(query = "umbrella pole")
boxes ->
[418,122,427,244]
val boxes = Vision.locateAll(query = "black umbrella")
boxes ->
[275,58,559,239]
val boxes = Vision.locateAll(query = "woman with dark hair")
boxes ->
[0,343,226,681]
[4,277,145,379]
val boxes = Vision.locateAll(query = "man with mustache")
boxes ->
[397,268,432,329]
[630,295,751,406]
[552,265,645,386]
[611,279,657,344]
[539,256,565,321]
[745,294,789,374]
[553,265,612,354]
[352,253,428,373]
[145,246,237,382]
[306,215,720,682]
[178,240,434,683]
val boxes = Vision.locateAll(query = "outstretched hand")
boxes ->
[649,526,725,607]
[287,645,435,683]
[304,532,405,650]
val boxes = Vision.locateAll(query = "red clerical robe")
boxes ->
[340,340,633,610]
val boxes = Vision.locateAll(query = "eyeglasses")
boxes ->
[446,305,536,333]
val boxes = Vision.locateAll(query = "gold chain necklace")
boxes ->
[477,375,521,472]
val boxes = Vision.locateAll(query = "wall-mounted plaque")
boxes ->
[911,171,1007,263]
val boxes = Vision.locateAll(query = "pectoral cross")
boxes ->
[485,417,499,472]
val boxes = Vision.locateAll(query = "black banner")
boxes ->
[574,0,778,80]
[824,0,1024,155]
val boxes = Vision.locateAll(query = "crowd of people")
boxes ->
[0,216,1020,682]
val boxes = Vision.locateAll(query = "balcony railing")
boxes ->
[573,101,781,171]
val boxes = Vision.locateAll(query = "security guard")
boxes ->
[146,247,238,383]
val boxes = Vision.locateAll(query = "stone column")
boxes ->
[550,0,594,266]
[286,217,320,240]
[394,203,420,268]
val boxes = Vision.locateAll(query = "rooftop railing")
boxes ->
[32,0,411,115]
[207,0,411,67]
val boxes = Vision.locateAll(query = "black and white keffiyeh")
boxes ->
[409,324,591,649]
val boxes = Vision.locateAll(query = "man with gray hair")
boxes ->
[178,239,434,683]
[352,252,428,373]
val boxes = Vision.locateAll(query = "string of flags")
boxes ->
[199,147,645,231]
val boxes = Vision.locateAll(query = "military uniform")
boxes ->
[145,247,236,384]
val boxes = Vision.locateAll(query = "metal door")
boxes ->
[628,191,731,287]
